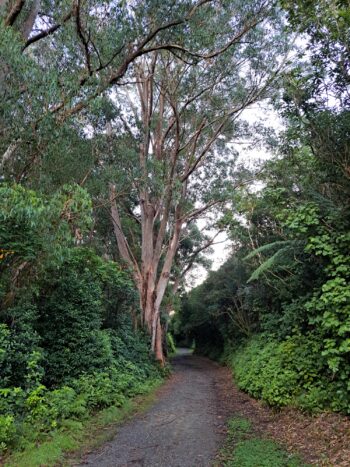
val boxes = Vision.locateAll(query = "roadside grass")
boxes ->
[3,379,163,467]
[218,416,309,467]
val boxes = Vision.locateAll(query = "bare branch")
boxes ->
[182,200,221,222]
[179,231,222,279]
[109,183,141,281]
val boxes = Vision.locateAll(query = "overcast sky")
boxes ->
[187,103,284,288]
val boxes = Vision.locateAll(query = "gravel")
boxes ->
[78,350,225,467]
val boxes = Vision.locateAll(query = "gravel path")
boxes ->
[79,350,226,467]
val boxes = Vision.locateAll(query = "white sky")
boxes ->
[187,103,284,288]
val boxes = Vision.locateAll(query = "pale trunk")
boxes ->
[150,219,182,361]
[141,271,155,332]
[154,315,164,363]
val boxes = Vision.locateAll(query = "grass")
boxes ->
[3,379,164,467]
[217,416,309,467]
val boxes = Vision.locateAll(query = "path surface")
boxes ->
[79,350,227,467]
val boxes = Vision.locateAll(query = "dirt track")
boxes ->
[78,350,227,467]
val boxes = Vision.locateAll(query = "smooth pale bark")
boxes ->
[109,177,184,364]
[106,2,282,362]
[110,182,172,363]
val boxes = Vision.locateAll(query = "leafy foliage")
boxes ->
[0,185,162,455]
[229,335,338,411]
[176,0,350,415]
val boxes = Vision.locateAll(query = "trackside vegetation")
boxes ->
[174,0,350,416]
[176,107,350,413]
[0,184,164,459]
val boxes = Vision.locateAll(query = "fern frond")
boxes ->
[244,240,292,261]
[247,246,291,283]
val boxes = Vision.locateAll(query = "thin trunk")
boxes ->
[109,183,142,290]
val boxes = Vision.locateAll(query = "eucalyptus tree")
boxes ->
[103,0,288,361]
[1,0,289,362]
[1,0,237,181]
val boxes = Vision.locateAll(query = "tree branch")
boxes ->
[109,183,141,281]
[4,0,25,27]
[23,9,73,50]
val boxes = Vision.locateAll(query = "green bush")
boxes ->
[0,387,26,416]
[0,363,162,454]
[0,415,16,452]
[231,334,348,412]
[108,328,160,380]
[232,338,300,406]
[39,256,113,386]
[0,313,163,455]
[0,306,43,388]
[71,371,127,409]
[0,185,163,457]
[23,384,88,431]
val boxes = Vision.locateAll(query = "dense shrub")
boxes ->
[0,329,163,454]
[0,186,164,456]
[38,261,113,385]
[230,335,350,413]
[0,415,16,452]
[0,306,43,388]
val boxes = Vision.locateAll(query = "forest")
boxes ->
[0,0,349,465]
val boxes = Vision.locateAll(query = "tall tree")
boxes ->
[1,0,288,362]
[104,0,287,361]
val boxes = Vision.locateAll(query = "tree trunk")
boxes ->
[141,269,156,332]
[154,314,164,364]
[1,0,40,39]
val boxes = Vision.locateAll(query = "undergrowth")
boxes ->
[2,379,163,467]
[227,335,350,413]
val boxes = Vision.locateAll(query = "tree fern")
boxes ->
[247,246,293,282]
[244,240,293,261]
